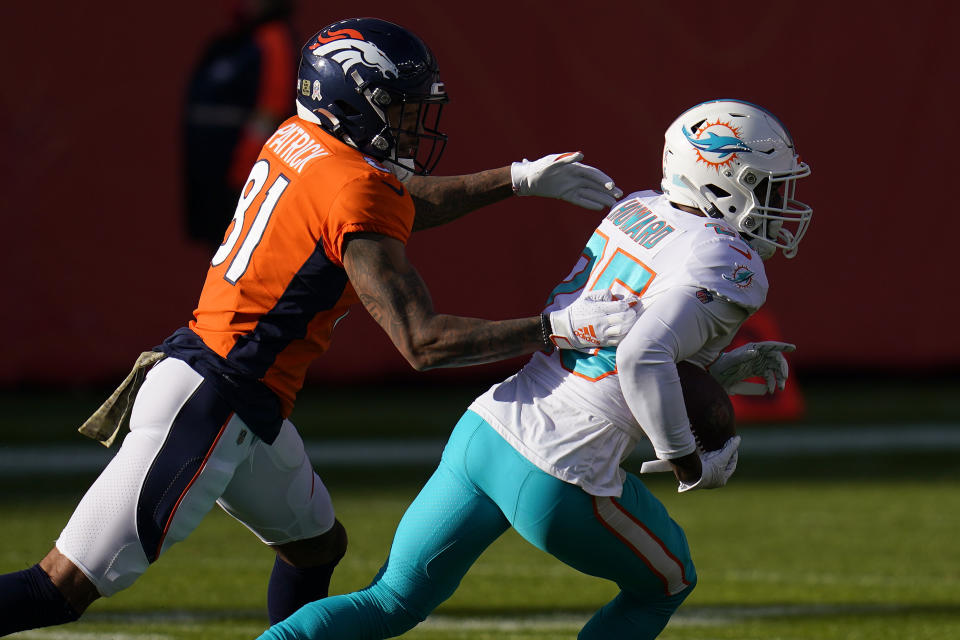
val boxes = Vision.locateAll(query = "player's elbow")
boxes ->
[402,349,433,371]
[395,332,445,371]
[389,315,465,371]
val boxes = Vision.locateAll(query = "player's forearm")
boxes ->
[358,275,546,369]
[620,356,698,459]
[407,168,513,231]
[619,288,737,458]
[346,233,548,368]
[396,314,547,370]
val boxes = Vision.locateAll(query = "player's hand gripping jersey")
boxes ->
[470,190,768,495]
[161,117,415,442]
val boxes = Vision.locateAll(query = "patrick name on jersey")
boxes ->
[265,122,331,173]
[604,198,675,250]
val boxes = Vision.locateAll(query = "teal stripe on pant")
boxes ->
[257,411,695,639]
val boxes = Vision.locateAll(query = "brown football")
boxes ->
[677,361,736,451]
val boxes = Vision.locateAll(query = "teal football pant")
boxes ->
[258,411,696,640]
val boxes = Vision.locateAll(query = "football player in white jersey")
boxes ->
[255,99,812,640]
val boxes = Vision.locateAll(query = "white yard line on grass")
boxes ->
[1,424,959,476]
[11,633,172,640]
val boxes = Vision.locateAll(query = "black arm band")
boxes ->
[539,313,553,350]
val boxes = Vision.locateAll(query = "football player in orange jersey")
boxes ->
[0,17,639,636]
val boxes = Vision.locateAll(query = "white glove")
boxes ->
[678,435,741,493]
[708,341,795,396]
[511,152,623,211]
[547,289,639,350]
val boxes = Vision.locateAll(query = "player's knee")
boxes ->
[363,583,427,636]
[579,581,697,640]
[657,577,697,619]
[381,605,425,636]
[275,519,348,568]
[676,575,697,603]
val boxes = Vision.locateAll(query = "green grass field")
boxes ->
[2,379,959,639]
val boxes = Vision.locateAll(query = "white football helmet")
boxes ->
[661,99,812,259]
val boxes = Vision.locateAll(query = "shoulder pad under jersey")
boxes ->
[619,189,661,203]
[688,232,768,311]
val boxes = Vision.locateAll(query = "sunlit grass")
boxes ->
[3,457,958,640]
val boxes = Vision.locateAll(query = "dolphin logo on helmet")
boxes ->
[682,127,753,160]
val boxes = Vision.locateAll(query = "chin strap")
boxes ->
[676,175,724,218]
[706,205,724,219]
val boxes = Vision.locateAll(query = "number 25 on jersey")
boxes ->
[546,230,656,381]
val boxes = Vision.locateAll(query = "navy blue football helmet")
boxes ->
[296,18,448,175]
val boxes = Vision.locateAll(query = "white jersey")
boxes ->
[470,191,768,496]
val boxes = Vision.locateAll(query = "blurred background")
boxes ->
[1,3,958,638]
[1,0,957,401]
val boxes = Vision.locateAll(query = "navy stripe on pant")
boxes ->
[136,379,234,562]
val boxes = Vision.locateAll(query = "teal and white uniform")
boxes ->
[472,190,767,496]
[258,191,769,640]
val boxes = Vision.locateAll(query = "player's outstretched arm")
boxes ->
[407,167,513,231]
[407,152,622,231]
[342,233,638,369]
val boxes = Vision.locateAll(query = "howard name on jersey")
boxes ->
[470,190,767,495]
[597,189,767,311]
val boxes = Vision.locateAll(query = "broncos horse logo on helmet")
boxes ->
[309,30,399,79]
[296,18,448,176]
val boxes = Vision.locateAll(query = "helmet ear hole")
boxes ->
[335,100,361,117]
[705,184,730,198]
[752,177,769,197]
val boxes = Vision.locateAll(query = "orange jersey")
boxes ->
[171,117,414,421]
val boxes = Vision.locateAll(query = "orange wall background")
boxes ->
[1,1,956,385]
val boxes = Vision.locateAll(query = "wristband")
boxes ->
[539,313,554,350]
